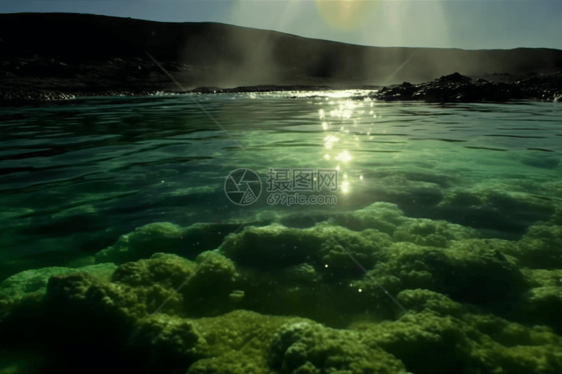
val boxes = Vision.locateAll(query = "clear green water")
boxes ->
[1,93,560,278]
[0,93,561,373]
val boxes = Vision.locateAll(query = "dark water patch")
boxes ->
[526,148,554,152]
[497,128,541,131]
[464,146,507,151]
[485,134,547,139]
[519,154,560,169]
[357,150,401,153]
[250,143,318,149]
[0,167,35,176]
[408,138,466,143]
[362,140,407,144]
[367,133,409,136]
[0,148,67,161]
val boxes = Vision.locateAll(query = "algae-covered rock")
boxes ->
[514,225,562,269]
[112,252,242,318]
[112,253,197,288]
[433,239,527,303]
[228,290,244,304]
[45,255,196,325]
[357,312,472,374]
[94,222,238,265]
[353,290,562,374]
[0,263,117,300]
[331,202,409,235]
[521,268,562,287]
[332,201,478,248]
[220,222,392,273]
[270,321,408,374]
[359,239,527,307]
[2,240,562,374]
[357,242,438,304]
[438,184,556,230]
[395,288,467,318]
[128,314,203,370]
[393,218,478,248]
[520,286,562,333]
[95,222,185,265]
[186,310,308,374]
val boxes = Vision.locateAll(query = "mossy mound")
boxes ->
[356,239,527,309]
[353,289,562,374]
[438,184,556,231]
[520,285,562,334]
[220,222,392,273]
[512,225,562,269]
[0,263,117,300]
[270,321,408,374]
[393,218,478,248]
[330,202,410,235]
[2,247,562,374]
[94,222,239,265]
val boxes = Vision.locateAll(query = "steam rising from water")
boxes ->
[168,1,556,89]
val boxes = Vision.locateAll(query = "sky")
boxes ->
[1,1,561,50]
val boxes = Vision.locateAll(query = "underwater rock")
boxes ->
[95,222,185,265]
[94,222,238,265]
[393,218,479,248]
[522,268,562,288]
[394,288,467,317]
[434,239,527,303]
[228,290,244,304]
[355,311,472,374]
[0,263,117,300]
[270,321,408,374]
[520,286,562,333]
[2,242,562,374]
[220,222,392,271]
[127,314,203,370]
[353,289,562,374]
[553,207,562,225]
[113,252,244,318]
[364,173,447,213]
[361,239,527,306]
[514,225,562,269]
[281,263,320,283]
[331,202,410,235]
[438,185,556,232]
[51,204,97,221]
[185,310,310,374]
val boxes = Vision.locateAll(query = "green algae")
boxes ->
[94,222,240,265]
[0,263,117,301]
[2,200,562,373]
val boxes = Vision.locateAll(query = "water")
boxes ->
[1,92,562,373]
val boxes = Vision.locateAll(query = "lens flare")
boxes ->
[316,0,378,30]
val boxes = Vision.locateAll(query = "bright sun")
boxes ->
[316,0,379,30]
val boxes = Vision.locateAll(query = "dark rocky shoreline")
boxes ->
[0,13,561,107]
[0,55,379,107]
[366,72,562,103]
[2,69,560,107]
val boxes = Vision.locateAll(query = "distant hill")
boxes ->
[1,12,562,88]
